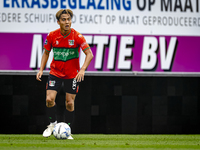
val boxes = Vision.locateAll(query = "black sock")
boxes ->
[64,110,75,127]
[56,105,65,123]
[46,104,57,123]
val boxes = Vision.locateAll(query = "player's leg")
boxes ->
[46,90,57,123]
[64,78,79,125]
[63,78,79,140]
[65,93,76,112]
[43,74,62,137]
[43,90,57,137]
[65,93,76,126]
[65,93,76,139]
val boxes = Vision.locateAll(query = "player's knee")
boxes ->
[66,101,74,112]
[46,97,55,108]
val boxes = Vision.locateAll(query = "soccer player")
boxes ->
[36,9,93,139]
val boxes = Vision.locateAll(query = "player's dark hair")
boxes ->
[56,9,73,21]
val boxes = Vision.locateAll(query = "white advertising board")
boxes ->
[0,0,200,36]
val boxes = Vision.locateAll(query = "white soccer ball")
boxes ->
[53,122,71,140]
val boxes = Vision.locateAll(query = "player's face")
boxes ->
[58,14,72,34]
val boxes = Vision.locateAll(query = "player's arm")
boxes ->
[36,50,50,81]
[75,48,93,82]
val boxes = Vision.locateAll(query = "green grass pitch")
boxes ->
[0,134,200,150]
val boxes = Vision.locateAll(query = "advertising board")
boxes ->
[0,0,200,76]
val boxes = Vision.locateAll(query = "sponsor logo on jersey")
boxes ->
[53,47,79,61]
[56,41,59,45]
[49,80,56,87]
[69,40,74,45]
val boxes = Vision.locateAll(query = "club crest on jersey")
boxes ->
[56,41,59,45]
[49,80,56,87]
[69,40,74,45]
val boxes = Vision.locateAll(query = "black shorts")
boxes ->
[46,74,79,94]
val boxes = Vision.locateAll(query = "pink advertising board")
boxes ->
[0,0,200,75]
[0,32,199,73]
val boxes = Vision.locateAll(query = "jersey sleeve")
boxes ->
[76,32,90,52]
[43,32,52,53]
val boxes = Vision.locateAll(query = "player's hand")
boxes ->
[36,70,43,81]
[75,68,85,82]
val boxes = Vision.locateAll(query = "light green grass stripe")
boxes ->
[0,134,200,150]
